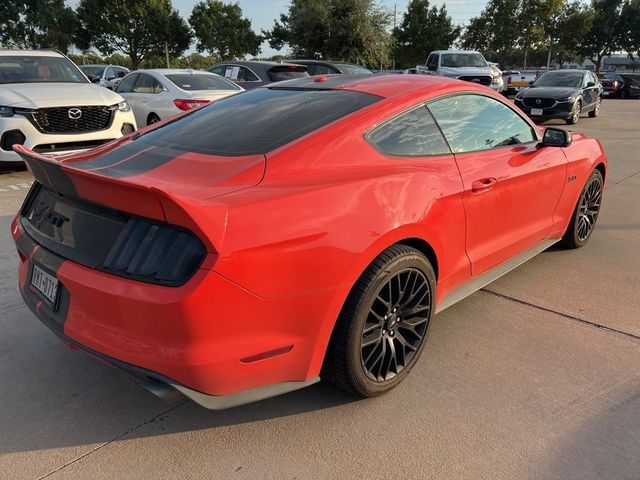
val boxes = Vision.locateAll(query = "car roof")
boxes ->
[0,49,64,57]
[140,69,215,75]
[271,73,457,98]
[214,60,304,67]
[432,50,481,55]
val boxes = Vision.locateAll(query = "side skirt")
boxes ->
[435,238,561,314]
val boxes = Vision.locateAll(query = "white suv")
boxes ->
[0,50,137,163]
[425,50,502,91]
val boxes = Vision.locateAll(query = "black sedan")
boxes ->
[208,61,309,90]
[286,59,373,76]
[514,70,602,125]
[620,74,640,99]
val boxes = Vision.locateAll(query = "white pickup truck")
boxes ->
[424,50,502,92]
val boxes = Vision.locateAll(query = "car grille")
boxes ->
[458,75,492,86]
[28,106,115,134]
[523,98,556,108]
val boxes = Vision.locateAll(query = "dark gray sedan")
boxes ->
[208,61,308,90]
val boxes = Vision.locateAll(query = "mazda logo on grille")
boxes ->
[68,108,82,120]
[535,99,542,105]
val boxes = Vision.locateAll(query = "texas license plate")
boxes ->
[30,264,60,310]
[530,108,543,116]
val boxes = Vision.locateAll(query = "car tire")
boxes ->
[566,100,582,125]
[561,169,603,249]
[322,245,436,397]
[588,96,601,117]
[147,113,161,125]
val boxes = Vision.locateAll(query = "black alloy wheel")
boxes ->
[360,268,430,382]
[562,169,603,248]
[323,245,436,397]
[147,113,161,125]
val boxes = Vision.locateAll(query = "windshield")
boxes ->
[441,53,487,68]
[534,71,583,87]
[336,64,373,74]
[166,74,242,91]
[0,55,88,84]
[79,66,105,77]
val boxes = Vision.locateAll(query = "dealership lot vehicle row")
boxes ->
[0,101,638,479]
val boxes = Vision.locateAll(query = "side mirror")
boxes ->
[106,75,116,81]
[586,81,596,87]
[90,75,100,83]
[542,127,572,148]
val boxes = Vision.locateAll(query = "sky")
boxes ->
[171,0,488,57]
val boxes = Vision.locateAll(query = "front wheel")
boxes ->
[588,96,601,117]
[323,245,435,397]
[566,100,582,125]
[147,113,161,125]
[561,169,603,249]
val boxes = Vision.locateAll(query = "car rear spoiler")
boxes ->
[13,145,224,256]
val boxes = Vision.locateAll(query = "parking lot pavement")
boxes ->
[1,101,639,480]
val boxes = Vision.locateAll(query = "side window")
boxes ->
[239,67,259,81]
[428,94,537,153]
[427,54,438,71]
[366,105,450,156]
[116,73,137,93]
[105,67,116,80]
[134,74,164,93]
[116,68,127,78]
[209,65,225,76]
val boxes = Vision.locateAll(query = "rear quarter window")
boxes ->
[135,88,381,156]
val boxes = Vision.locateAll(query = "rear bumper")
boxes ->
[12,216,332,406]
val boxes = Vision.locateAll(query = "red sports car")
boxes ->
[12,75,607,409]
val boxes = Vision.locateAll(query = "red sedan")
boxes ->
[12,75,607,409]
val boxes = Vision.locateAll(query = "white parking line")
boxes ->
[0,182,33,193]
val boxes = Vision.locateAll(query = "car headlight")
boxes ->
[116,101,131,112]
[0,106,14,117]
[558,96,575,102]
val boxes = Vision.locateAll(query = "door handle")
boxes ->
[471,177,498,193]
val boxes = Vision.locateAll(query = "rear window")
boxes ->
[165,74,241,91]
[336,64,373,74]
[268,65,308,82]
[135,87,381,156]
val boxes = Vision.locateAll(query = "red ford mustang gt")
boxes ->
[12,75,607,409]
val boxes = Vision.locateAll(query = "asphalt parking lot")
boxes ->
[1,100,639,480]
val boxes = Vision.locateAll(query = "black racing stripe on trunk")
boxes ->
[19,153,78,197]
[83,146,179,178]
[72,142,148,171]
[15,231,33,258]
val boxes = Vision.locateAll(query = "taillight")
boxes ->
[101,218,207,286]
[507,77,512,85]
[173,99,210,111]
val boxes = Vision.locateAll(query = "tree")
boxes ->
[620,0,640,58]
[577,0,622,72]
[265,0,393,68]
[549,2,594,66]
[0,0,78,52]
[392,0,460,68]
[189,1,261,60]
[76,0,192,70]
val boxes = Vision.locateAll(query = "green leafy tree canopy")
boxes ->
[189,1,261,60]
[76,0,192,70]
[392,0,461,68]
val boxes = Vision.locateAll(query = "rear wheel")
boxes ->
[588,96,601,117]
[147,113,161,125]
[323,245,435,397]
[566,100,582,125]
[561,169,603,249]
